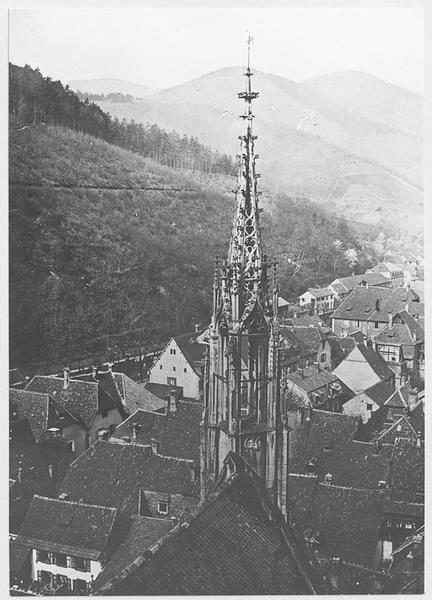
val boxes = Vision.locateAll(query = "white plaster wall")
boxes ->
[32,549,102,585]
[149,339,201,398]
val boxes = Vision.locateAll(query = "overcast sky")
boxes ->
[9,6,424,93]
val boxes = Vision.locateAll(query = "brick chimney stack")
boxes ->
[92,366,97,379]
[169,389,177,413]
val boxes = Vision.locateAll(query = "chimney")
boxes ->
[169,389,177,413]
[373,439,381,454]
[194,323,200,333]
[107,362,113,372]
[151,440,159,453]
[63,367,70,390]
[388,312,393,327]
[91,366,97,379]
[314,361,320,373]
[330,557,341,592]
[324,473,333,485]
[132,422,141,442]
[189,464,198,483]
[375,299,380,311]
[408,388,418,411]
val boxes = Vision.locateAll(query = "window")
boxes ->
[67,440,75,453]
[56,574,71,589]
[366,403,373,411]
[320,353,327,363]
[53,552,68,567]
[71,556,90,572]
[159,365,163,370]
[38,571,52,585]
[172,366,176,372]
[355,320,360,327]
[184,367,187,373]
[170,348,176,354]
[36,550,51,564]
[157,500,169,515]
[375,322,379,329]
[167,377,177,386]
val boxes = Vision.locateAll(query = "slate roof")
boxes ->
[10,539,31,574]
[332,286,420,323]
[408,403,424,439]
[286,365,338,393]
[110,402,201,461]
[375,317,424,347]
[16,495,117,560]
[388,437,424,496]
[10,389,80,442]
[331,272,391,292]
[279,328,315,365]
[288,409,391,489]
[173,330,206,374]
[60,440,199,516]
[301,287,333,299]
[95,454,325,595]
[93,516,172,590]
[73,370,124,413]
[287,326,323,353]
[288,475,384,568]
[363,380,395,406]
[25,376,116,430]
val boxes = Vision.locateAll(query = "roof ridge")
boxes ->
[32,494,117,513]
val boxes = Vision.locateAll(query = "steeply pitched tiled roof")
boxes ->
[60,440,199,516]
[332,272,391,292]
[279,328,315,365]
[10,539,31,574]
[301,287,333,299]
[16,495,117,560]
[363,380,395,406]
[332,286,419,323]
[288,410,391,489]
[10,389,80,442]
[287,326,323,353]
[25,376,116,430]
[93,516,173,591]
[356,344,394,380]
[286,365,338,393]
[388,437,424,496]
[95,454,325,596]
[173,330,206,374]
[288,475,384,568]
[110,403,201,461]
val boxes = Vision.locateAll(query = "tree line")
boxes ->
[9,63,235,176]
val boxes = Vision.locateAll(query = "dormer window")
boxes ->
[157,500,169,515]
[170,348,176,354]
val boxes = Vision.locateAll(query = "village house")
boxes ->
[148,330,206,399]
[283,364,353,413]
[298,287,335,315]
[332,341,395,394]
[15,495,120,595]
[109,394,201,462]
[374,311,424,389]
[331,285,420,338]
[278,328,316,376]
[25,369,124,446]
[328,272,391,302]
[94,453,325,596]
[60,439,200,521]
[342,380,395,423]
[10,388,87,457]
[384,526,424,594]
[285,325,346,371]
[367,262,405,288]
[287,405,424,584]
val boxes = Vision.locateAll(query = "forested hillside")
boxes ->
[9,63,235,175]
[10,124,368,368]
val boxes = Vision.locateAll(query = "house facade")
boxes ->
[298,288,335,315]
[16,496,119,595]
[149,331,205,399]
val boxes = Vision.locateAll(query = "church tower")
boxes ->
[200,38,288,515]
